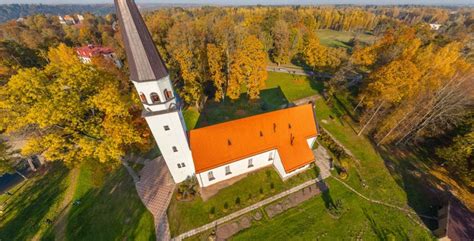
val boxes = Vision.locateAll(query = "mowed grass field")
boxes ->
[66,160,155,241]
[0,160,156,241]
[316,29,376,48]
[232,178,433,240]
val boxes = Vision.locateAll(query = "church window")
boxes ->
[181,162,185,167]
[164,125,170,131]
[248,159,253,168]
[164,89,173,100]
[139,92,146,103]
[150,92,160,103]
[268,152,274,161]
[172,146,178,152]
[225,166,231,175]
[208,171,215,181]
[177,163,181,168]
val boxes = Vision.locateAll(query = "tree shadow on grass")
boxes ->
[363,207,409,240]
[317,181,334,209]
[66,166,155,241]
[376,145,445,230]
[0,163,69,241]
[195,87,289,128]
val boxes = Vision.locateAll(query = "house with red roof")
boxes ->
[76,44,122,68]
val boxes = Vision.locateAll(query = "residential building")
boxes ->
[430,23,442,30]
[75,44,122,68]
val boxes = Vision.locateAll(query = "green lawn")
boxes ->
[316,29,376,48]
[232,178,433,240]
[0,163,70,241]
[183,71,322,130]
[168,166,319,237]
[66,161,155,241]
[314,96,413,205]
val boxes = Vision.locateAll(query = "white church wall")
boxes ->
[196,149,275,187]
[307,136,316,149]
[145,111,195,183]
[272,150,290,178]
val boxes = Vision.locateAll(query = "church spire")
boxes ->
[114,0,168,82]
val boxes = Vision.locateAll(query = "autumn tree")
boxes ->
[358,59,421,135]
[207,43,226,101]
[271,19,290,66]
[436,127,473,182]
[166,20,206,108]
[228,35,268,100]
[303,33,346,73]
[0,44,142,166]
[0,139,18,174]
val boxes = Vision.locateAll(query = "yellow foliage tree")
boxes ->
[228,35,268,100]
[207,43,226,101]
[0,44,141,166]
[303,33,346,72]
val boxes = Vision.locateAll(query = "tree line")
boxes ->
[0,6,472,179]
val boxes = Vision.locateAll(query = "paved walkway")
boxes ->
[126,157,175,241]
[267,66,311,76]
[172,153,331,241]
[313,145,332,179]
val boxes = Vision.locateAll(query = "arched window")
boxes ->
[150,92,160,103]
[139,92,146,103]
[164,89,173,101]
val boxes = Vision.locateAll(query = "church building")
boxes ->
[115,0,318,187]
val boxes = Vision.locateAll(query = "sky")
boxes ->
[1,0,473,5]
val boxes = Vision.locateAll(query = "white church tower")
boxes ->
[115,0,195,183]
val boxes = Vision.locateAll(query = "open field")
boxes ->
[316,29,376,48]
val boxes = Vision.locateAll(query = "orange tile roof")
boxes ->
[190,104,318,174]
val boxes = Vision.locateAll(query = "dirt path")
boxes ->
[53,167,80,241]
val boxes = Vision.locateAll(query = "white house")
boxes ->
[430,23,442,31]
[76,45,122,68]
[115,0,319,187]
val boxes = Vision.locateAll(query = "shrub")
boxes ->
[339,171,348,180]
[259,187,264,194]
[209,206,216,218]
[235,197,241,205]
[177,175,199,201]
[223,202,229,210]
[265,170,272,178]
[210,206,215,215]
[270,182,275,190]
[340,158,350,170]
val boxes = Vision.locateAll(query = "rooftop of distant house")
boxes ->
[190,104,318,173]
[76,45,114,58]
